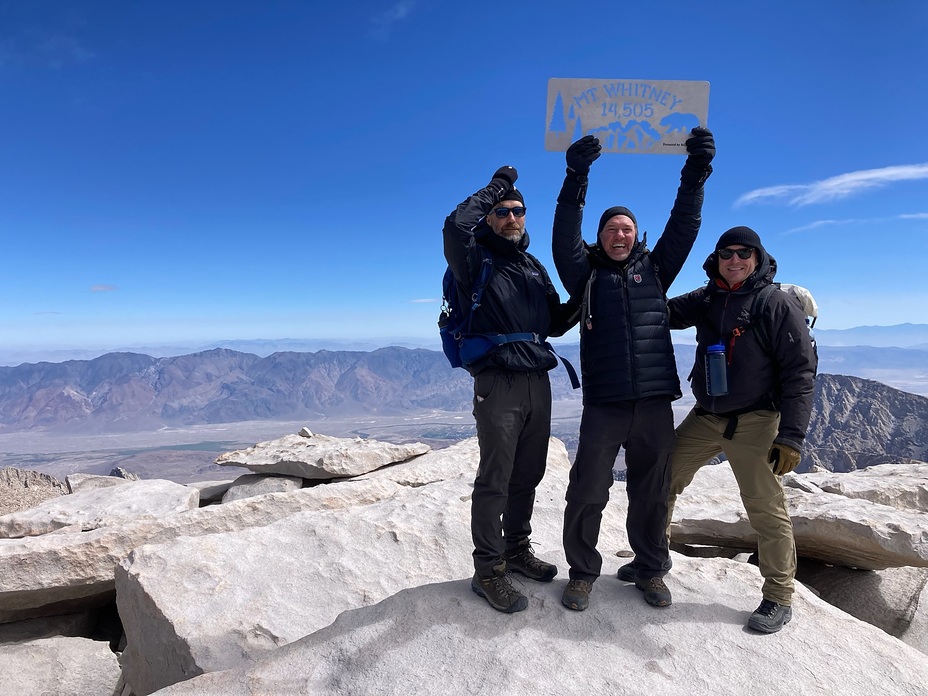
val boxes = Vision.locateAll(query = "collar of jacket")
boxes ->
[475,223,530,258]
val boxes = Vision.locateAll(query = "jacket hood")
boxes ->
[475,219,530,256]
[702,246,778,293]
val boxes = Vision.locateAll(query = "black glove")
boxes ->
[565,135,602,177]
[685,127,715,165]
[490,165,518,189]
[681,127,714,187]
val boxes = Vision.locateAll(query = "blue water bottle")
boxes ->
[706,343,729,396]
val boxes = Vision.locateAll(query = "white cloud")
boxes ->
[370,1,416,39]
[783,213,928,235]
[736,164,928,207]
[410,298,438,304]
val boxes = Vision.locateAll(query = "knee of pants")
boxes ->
[741,493,793,534]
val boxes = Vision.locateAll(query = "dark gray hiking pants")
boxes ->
[471,369,552,578]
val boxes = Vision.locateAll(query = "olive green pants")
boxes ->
[667,409,796,605]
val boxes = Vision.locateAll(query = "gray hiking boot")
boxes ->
[636,576,672,607]
[503,540,558,582]
[471,565,528,613]
[561,579,593,611]
[618,563,671,607]
[748,599,792,633]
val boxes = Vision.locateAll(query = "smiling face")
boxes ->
[599,215,637,262]
[718,245,757,286]
[486,201,526,242]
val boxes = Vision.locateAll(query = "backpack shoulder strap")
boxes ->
[748,283,779,355]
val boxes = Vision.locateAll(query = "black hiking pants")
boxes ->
[563,397,675,582]
[471,369,552,578]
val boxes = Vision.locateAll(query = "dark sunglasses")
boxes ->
[718,247,755,260]
[491,206,526,218]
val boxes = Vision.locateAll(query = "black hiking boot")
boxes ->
[561,579,593,611]
[503,540,558,582]
[616,562,637,583]
[748,599,792,633]
[471,564,528,613]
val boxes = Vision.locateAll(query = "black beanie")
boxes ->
[716,226,763,252]
[597,206,637,234]
[501,188,524,205]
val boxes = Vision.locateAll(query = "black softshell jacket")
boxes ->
[667,251,817,448]
[552,175,705,404]
[443,182,575,376]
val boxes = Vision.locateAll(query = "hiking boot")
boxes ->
[503,540,558,582]
[616,562,637,583]
[471,566,528,613]
[748,599,792,633]
[561,579,593,611]
[635,576,672,607]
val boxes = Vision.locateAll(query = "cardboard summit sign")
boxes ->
[546,78,709,154]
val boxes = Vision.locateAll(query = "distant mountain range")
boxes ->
[3,323,928,367]
[0,346,926,475]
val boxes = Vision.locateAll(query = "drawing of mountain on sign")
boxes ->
[590,119,663,151]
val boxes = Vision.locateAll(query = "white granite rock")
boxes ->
[0,479,200,539]
[214,431,431,479]
[220,473,303,503]
[66,473,135,493]
[672,464,928,570]
[115,438,578,695]
[151,556,928,696]
[797,461,928,512]
[0,478,402,622]
[0,635,122,696]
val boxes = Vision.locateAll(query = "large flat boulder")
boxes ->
[792,462,928,512]
[115,438,579,695]
[0,479,200,538]
[152,556,928,696]
[672,464,928,570]
[0,635,122,696]
[214,430,430,479]
[0,477,402,623]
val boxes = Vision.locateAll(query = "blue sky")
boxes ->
[2,0,927,356]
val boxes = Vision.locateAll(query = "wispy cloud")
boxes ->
[736,164,928,207]
[370,1,416,39]
[0,33,95,71]
[34,311,63,316]
[784,213,928,235]
[90,284,118,292]
[410,298,438,304]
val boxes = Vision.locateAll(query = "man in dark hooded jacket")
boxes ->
[443,165,576,614]
[552,128,715,612]
[666,225,816,633]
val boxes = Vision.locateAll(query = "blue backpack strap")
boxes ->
[544,342,580,389]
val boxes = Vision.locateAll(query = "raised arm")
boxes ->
[442,166,518,285]
[552,135,601,297]
[650,127,715,290]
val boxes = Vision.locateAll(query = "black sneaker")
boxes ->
[503,540,558,582]
[748,599,792,633]
[471,567,528,613]
[561,579,593,611]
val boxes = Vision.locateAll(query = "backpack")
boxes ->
[736,283,818,368]
[438,251,580,387]
[438,251,539,369]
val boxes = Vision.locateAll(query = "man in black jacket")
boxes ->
[666,226,816,633]
[444,165,575,613]
[553,128,715,612]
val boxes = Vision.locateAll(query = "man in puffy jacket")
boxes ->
[552,128,715,612]
[443,165,576,614]
[666,226,816,633]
